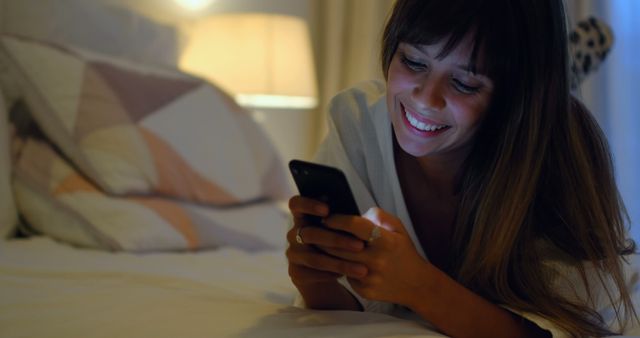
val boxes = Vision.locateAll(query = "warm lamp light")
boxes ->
[180,13,318,109]
[174,0,215,11]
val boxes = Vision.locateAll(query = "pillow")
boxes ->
[569,16,614,89]
[0,0,183,111]
[0,89,18,238]
[13,137,288,252]
[0,34,291,206]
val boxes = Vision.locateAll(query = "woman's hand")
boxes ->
[310,207,550,337]
[285,195,368,288]
[322,207,434,308]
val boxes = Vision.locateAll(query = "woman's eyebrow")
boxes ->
[454,64,491,78]
[454,65,493,84]
[411,44,431,56]
[455,64,474,72]
[407,43,491,80]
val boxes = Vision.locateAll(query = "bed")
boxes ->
[0,1,639,337]
[1,237,444,338]
[0,1,444,337]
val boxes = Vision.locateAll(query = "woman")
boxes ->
[286,0,636,337]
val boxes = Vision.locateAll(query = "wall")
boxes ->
[566,0,640,240]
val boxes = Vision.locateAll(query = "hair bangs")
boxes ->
[398,0,487,74]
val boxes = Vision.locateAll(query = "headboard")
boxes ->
[0,0,183,68]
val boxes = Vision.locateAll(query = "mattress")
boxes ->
[0,237,445,338]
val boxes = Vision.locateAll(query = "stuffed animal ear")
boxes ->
[569,16,614,89]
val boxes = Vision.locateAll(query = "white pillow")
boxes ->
[13,137,289,252]
[0,89,17,238]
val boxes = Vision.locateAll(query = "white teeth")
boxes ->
[405,110,448,132]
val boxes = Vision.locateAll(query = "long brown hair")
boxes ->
[382,0,636,336]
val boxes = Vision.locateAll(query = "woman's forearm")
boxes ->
[297,280,363,311]
[409,264,551,338]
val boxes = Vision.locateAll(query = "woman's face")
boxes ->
[386,38,494,160]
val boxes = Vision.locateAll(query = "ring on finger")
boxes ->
[295,226,306,245]
[367,226,381,243]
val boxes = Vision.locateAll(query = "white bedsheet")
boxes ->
[0,237,444,338]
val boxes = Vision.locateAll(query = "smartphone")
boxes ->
[289,159,360,225]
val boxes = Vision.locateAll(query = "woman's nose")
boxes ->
[412,77,445,111]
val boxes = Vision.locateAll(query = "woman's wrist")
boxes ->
[401,260,441,311]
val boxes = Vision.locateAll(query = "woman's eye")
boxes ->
[452,78,481,94]
[401,55,427,71]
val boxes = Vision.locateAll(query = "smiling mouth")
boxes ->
[401,104,451,133]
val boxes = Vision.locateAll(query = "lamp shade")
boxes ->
[180,13,318,109]
[174,0,215,11]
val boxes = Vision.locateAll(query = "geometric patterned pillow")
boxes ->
[13,137,289,252]
[1,34,291,206]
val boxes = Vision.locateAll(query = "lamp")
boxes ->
[174,0,216,11]
[180,13,318,109]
